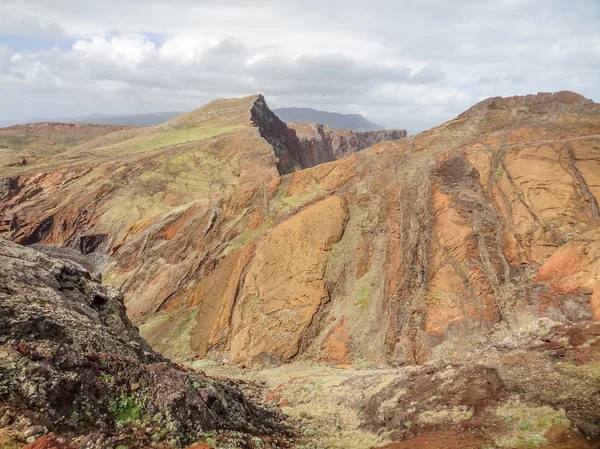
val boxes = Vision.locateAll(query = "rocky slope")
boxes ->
[1,91,599,370]
[0,95,399,249]
[286,123,406,168]
[0,95,281,248]
[0,122,131,169]
[1,90,600,448]
[195,317,600,448]
[0,237,285,448]
[92,91,600,369]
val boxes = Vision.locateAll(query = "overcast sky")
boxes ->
[1,0,599,132]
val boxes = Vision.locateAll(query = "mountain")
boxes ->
[0,95,405,251]
[274,107,384,131]
[0,112,184,128]
[287,122,405,167]
[1,91,600,448]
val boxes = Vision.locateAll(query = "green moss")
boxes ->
[356,297,370,310]
[226,225,268,253]
[109,394,142,424]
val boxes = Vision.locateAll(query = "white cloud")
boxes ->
[0,0,598,132]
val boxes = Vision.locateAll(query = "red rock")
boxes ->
[22,433,79,449]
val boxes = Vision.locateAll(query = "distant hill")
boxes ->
[273,107,384,131]
[0,111,183,128]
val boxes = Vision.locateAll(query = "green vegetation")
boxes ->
[494,167,505,181]
[355,286,371,310]
[426,289,461,307]
[140,308,199,360]
[494,400,569,448]
[226,223,270,253]
[109,394,142,426]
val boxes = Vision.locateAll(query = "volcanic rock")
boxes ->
[0,237,283,447]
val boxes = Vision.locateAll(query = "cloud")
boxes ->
[0,0,599,132]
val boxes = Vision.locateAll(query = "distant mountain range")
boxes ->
[0,112,183,128]
[1,107,384,131]
[273,107,384,131]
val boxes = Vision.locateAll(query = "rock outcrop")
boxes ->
[0,238,283,448]
[288,122,407,168]
[228,196,348,365]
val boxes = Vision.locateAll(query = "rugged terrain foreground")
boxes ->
[1,91,600,448]
[0,238,287,448]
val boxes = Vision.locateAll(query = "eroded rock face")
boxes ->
[287,122,407,168]
[229,196,348,364]
[0,238,282,448]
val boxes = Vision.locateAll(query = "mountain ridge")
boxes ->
[274,106,384,131]
[1,106,387,132]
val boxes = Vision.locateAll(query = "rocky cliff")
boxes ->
[286,123,407,168]
[0,237,284,448]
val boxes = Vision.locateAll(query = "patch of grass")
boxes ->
[355,285,373,310]
[356,297,370,310]
[140,307,199,360]
[494,399,569,448]
[226,224,269,253]
[426,289,461,307]
[494,167,504,182]
[109,394,142,425]
[417,406,473,425]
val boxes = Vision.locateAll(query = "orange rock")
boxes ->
[323,316,351,365]
[229,196,348,364]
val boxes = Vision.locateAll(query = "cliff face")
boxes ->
[288,122,407,167]
[0,238,282,448]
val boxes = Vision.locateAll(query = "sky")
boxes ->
[1,0,599,132]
